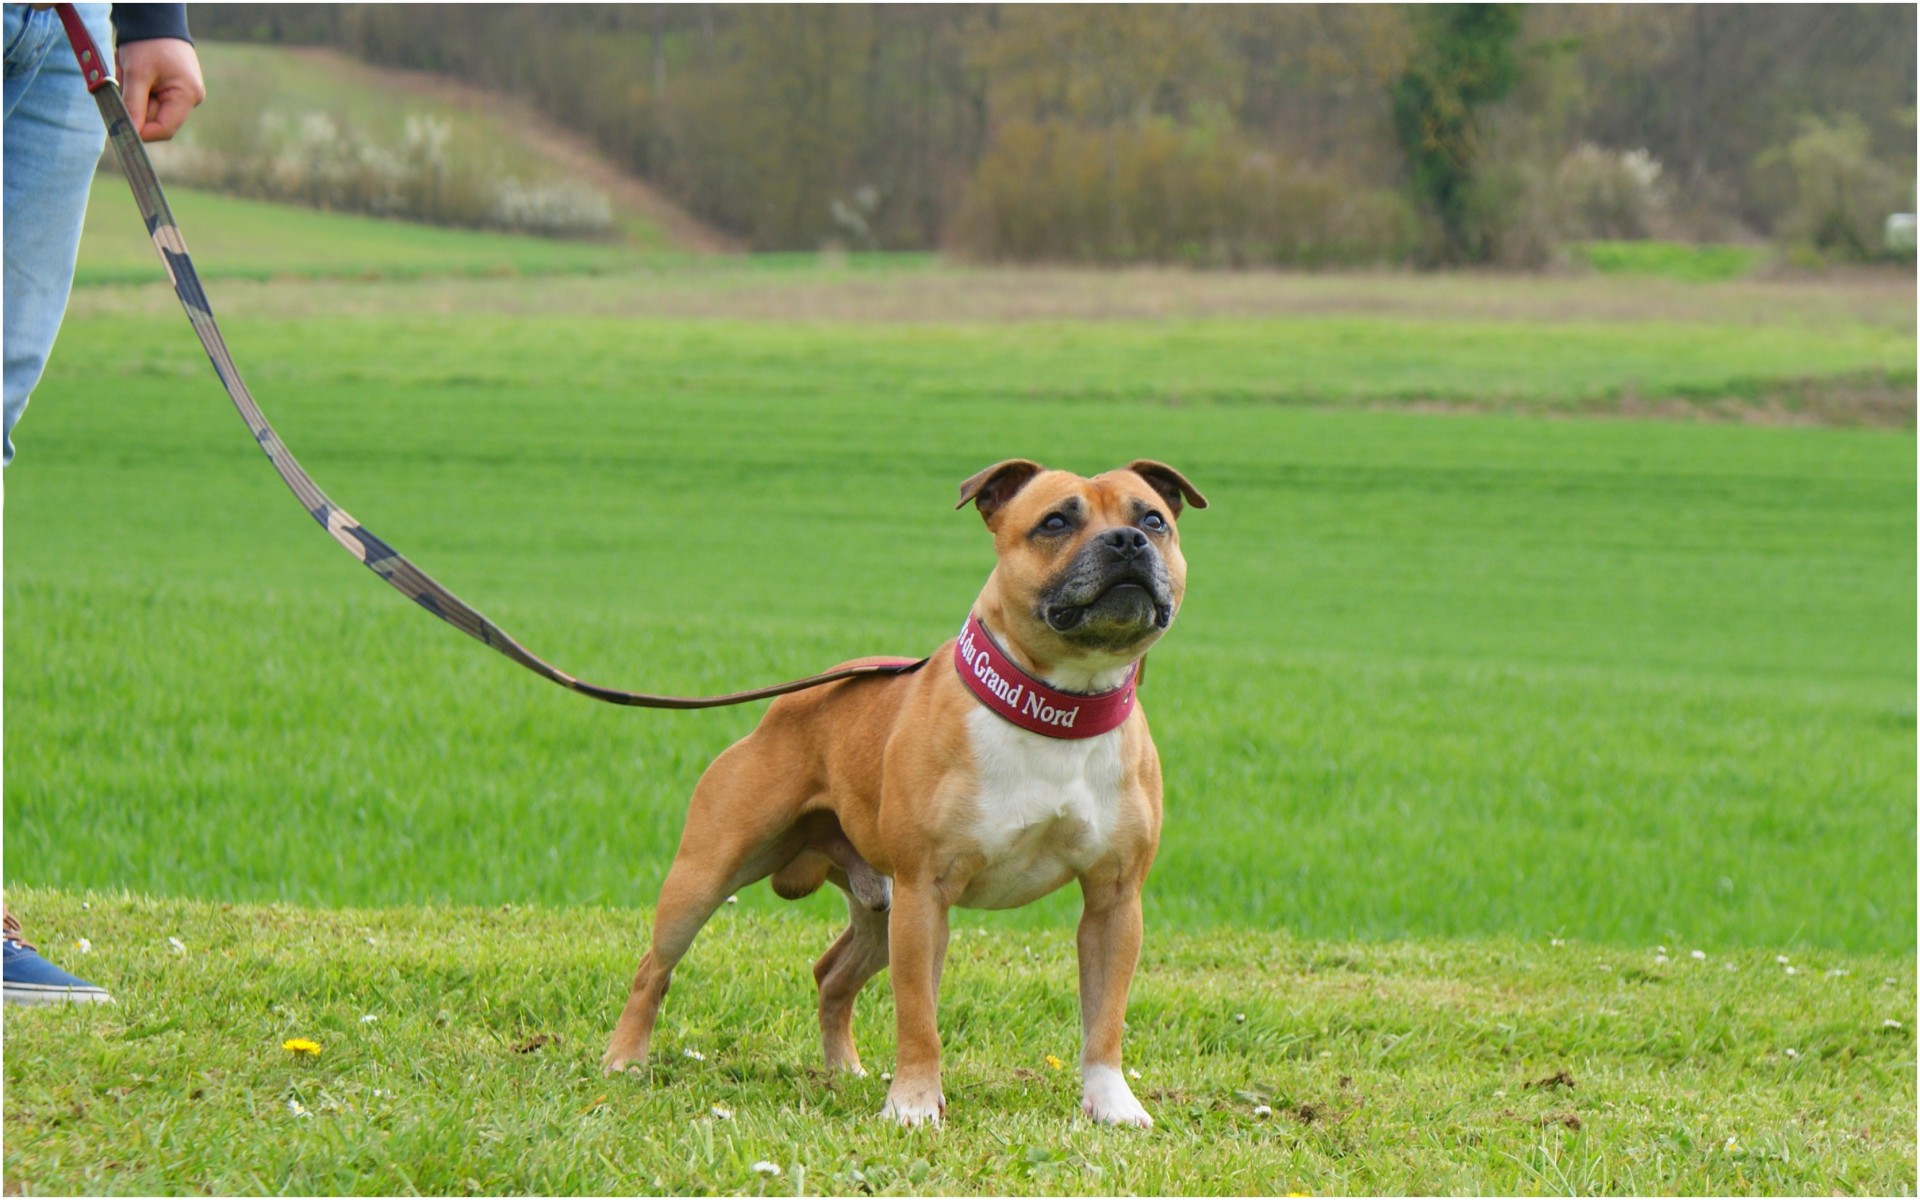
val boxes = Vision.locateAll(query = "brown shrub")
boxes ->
[949,118,1417,268]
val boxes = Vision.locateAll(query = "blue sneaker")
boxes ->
[3,908,111,1006]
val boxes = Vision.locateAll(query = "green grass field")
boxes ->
[6,195,1915,1192]
[2,891,1912,1195]
[7,294,1913,949]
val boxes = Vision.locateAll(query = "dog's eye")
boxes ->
[1141,511,1168,533]
[1037,513,1072,534]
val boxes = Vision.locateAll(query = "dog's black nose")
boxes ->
[1100,527,1150,559]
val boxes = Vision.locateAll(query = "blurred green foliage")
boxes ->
[1390,4,1523,263]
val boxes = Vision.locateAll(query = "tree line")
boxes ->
[191,4,1916,266]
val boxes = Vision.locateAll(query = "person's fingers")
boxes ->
[116,40,205,143]
[143,85,197,141]
[119,64,154,138]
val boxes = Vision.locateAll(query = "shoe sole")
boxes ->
[3,983,113,1006]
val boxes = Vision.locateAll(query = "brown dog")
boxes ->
[601,459,1205,1127]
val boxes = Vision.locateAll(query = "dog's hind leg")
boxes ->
[602,850,753,1074]
[601,744,799,1076]
[813,889,890,1075]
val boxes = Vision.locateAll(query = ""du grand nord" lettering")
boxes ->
[958,625,1082,729]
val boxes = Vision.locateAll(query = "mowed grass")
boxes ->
[3,890,1913,1195]
[4,289,1913,955]
[288,311,1902,412]
[6,206,1915,1193]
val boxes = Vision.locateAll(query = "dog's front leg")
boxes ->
[1076,873,1152,1128]
[880,876,950,1126]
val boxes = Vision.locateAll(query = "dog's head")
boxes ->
[958,459,1205,681]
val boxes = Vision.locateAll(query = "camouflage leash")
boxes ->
[57,6,925,709]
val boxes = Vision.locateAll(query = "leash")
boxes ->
[56,6,925,709]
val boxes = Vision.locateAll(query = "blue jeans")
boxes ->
[3,2,110,466]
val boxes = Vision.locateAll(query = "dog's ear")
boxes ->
[1127,460,1208,518]
[957,459,1047,523]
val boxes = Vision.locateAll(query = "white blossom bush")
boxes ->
[149,108,615,240]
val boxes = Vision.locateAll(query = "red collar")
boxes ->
[953,613,1137,738]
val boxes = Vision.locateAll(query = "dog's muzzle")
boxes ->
[1041,529,1176,641]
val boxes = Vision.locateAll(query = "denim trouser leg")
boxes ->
[3,2,111,466]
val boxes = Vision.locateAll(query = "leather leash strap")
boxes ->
[55,6,925,709]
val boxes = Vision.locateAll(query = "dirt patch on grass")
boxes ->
[1613,377,1916,429]
[75,261,1916,330]
[1502,1108,1583,1131]
[622,266,1913,327]
[1376,374,1914,430]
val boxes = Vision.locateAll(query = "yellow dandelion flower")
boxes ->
[283,1037,322,1056]
[1045,1054,1065,1070]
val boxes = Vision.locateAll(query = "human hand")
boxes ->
[117,38,204,142]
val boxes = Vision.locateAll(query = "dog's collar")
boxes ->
[953,613,1137,739]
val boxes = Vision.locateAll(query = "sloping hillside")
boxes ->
[152,41,736,253]
[279,46,742,254]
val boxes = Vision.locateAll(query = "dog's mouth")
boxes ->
[1043,581,1173,636]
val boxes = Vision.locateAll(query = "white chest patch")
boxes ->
[954,706,1127,910]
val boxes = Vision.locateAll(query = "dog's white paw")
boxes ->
[1081,1065,1153,1128]
[880,1080,945,1127]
